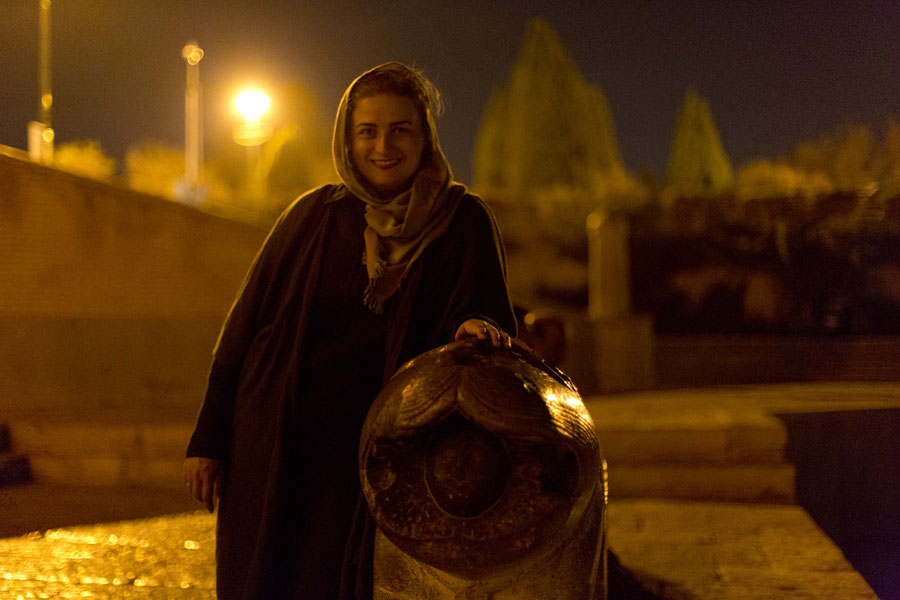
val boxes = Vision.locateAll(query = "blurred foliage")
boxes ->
[125,141,231,208]
[735,161,833,205]
[53,140,116,181]
[125,142,183,198]
[871,117,900,198]
[629,185,900,334]
[665,88,734,198]
[787,122,875,192]
[473,18,625,193]
[472,18,649,309]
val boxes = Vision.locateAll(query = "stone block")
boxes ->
[591,314,655,394]
[597,428,729,464]
[135,424,194,458]
[608,464,796,503]
[725,422,787,463]
[28,456,124,485]
[122,457,185,489]
[7,422,140,457]
[607,500,878,600]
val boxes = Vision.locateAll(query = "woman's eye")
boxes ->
[358,128,375,138]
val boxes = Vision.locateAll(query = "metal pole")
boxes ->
[182,42,203,190]
[30,0,54,162]
[39,0,52,127]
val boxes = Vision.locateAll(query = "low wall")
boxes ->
[656,335,900,388]
[0,151,267,413]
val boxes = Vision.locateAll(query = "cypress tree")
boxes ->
[666,88,734,195]
[473,19,624,193]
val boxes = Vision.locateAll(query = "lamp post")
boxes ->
[233,89,272,202]
[28,0,54,163]
[175,41,205,204]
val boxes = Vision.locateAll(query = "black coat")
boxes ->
[187,183,516,599]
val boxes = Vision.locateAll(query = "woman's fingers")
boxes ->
[184,457,221,513]
[201,470,215,513]
[455,319,513,349]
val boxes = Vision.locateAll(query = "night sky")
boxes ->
[1,0,898,183]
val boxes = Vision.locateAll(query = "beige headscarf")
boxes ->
[333,63,462,314]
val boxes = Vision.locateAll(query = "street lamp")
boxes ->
[175,40,205,204]
[233,89,272,146]
[28,0,54,163]
[233,88,272,201]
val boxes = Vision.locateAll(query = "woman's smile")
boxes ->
[351,94,426,198]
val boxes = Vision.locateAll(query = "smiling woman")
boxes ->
[183,62,517,600]
[349,95,425,198]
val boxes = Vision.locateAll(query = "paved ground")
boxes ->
[0,485,881,600]
[2,382,896,598]
[0,509,216,599]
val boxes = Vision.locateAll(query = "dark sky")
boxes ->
[1,0,898,182]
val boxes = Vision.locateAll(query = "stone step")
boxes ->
[584,394,794,502]
[608,499,879,599]
[608,463,795,503]
[5,420,193,490]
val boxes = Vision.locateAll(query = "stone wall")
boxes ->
[656,335,900,388]
[0,151,267,413]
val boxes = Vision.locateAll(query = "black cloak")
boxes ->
[186,182,516,599]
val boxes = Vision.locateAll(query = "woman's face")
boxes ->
[350,94,426,198]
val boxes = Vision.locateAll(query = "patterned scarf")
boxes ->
[332,63,461,314]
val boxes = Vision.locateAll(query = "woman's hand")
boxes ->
[455,318,513,349]
[183,457,223,513]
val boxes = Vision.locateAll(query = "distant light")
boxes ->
[182,42,204,66]
[235,90,270,122]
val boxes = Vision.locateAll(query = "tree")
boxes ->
[787,122,875,192]
[125,142,183,199]
[472,18,625,194]
[871,117,900,198]
[265,83,335,209]
[54,140,116,181]
[126,141,231,208]
[666,88,734,196]
[735,160,832,204]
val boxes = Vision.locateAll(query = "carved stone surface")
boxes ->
[360,339,608,599]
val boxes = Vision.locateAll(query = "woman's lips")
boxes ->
[372,158,401,169]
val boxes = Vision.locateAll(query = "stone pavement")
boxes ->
[0,510,216,599]
[2,382,896,598]
[608,500,879,600]
[0,496,879,599]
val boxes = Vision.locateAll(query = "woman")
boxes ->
[183,62,517,599]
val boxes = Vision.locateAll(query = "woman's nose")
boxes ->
[374,132,392,153]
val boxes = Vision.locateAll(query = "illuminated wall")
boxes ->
[0,152,266,413]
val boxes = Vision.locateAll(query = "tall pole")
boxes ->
[29,0,54,162]
[39,0,52,127]
[177,41,204,203]
[182,41,204,192]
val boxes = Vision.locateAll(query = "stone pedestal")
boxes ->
[592,314,655,394]
[585,209,655,393]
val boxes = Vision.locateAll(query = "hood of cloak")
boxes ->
[332,62,463,314]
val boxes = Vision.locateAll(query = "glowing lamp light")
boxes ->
[234,90,271,122]
[182,43,204,66]
[233,88,273,146]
